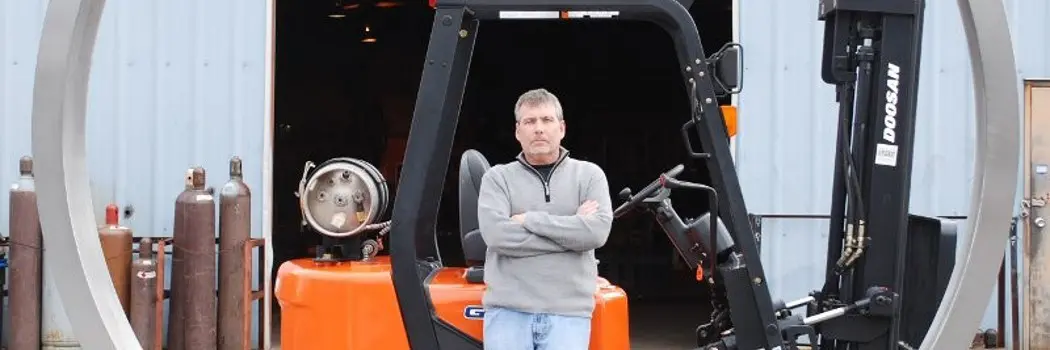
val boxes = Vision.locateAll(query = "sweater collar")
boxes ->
[516,146,570,168]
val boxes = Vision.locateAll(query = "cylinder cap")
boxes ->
[138,238,153,259]
[230,156,243,178]
[105,204,119,225]
[19,156,32,175]
[190,167,206,190]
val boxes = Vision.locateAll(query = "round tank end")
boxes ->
[138,238,152,259]
[230,156,243,178]
[105,204,119,225]
[190,167,206,190]
[19,156,33,175]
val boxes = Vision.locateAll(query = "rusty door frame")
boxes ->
[1023,78,1050,350]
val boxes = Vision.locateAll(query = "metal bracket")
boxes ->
[1021,196,1047,218]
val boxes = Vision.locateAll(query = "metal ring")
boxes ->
[920,0,1020,348]
[30,0,1020,348]
[30,0,142,348]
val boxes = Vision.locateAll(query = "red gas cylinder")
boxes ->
[99,203,133,315]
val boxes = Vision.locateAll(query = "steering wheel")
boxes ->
[613,164,686,218]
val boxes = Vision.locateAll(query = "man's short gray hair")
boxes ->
[514,88,564,122]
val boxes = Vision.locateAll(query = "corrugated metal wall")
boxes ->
[1,0,269,345]
[2,0,1045,344]
[736,0,1050,331]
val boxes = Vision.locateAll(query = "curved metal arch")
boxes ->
[29,0,141,349]
[920,0,1020,348]
[28,0,1018,349]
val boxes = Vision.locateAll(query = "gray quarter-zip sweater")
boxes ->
[477,148,613,318]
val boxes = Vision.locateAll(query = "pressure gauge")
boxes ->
[298,157,390,238]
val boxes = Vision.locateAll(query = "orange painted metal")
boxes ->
[720,105,738,137]
[99,203,133,315]
[275,256,631,350]
[154,238,171,350]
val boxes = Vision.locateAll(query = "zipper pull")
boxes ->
[544,185,551,202]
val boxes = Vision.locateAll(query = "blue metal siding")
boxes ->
[737,0,1050,331]
[3,0,1046,345]
[1,0,269,345]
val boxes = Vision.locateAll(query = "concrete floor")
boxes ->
[627,301,709,350]
[266,305,1001,350]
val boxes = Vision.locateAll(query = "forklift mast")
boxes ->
[815,0,931,348]
[389,0,932,348]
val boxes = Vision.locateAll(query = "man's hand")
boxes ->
[511,213,526,223]
[577,200,598,216]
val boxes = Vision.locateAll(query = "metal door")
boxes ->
[1025,79,1050,349]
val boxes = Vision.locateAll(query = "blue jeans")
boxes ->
[483,306,592,350]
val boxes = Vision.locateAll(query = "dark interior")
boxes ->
[273,0,733,347]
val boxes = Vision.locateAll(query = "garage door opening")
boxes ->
[272,0,734,348]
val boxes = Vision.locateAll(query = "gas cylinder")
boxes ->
[130,237,157,349]
[218,156,252,349]
[99,203,133,315]
[9,156,41,350]
[169,166,217,350]
[166,169,192,350]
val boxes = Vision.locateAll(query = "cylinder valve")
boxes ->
[297,158,390,238]
[297,158,391,262]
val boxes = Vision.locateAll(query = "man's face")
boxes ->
[515,102,565,158]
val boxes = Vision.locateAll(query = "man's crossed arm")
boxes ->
[477,165,614,258]
[520,167,613,252]
[478,171,568,258]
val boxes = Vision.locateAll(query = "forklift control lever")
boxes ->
[613,164,685,218]
[613,163,733,276]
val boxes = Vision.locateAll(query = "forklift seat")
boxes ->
[458,149,491,268]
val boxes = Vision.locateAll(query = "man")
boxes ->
[476,88,614,350]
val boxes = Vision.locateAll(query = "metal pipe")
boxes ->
[803,298,871,326]
[154,238,171,350]
[245,238,267,350]
[785,296,815,310]
[804,307,847,326]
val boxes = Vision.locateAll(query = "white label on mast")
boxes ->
[566,11,619,18]
[497,10,619,19]
[499,11,559,19]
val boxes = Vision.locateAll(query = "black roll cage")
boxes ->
[384,0,782,348]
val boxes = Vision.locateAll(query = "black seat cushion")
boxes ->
[462,229,487,265]
[458,149,491,265]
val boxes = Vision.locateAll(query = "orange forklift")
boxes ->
[274,0,743,345]
[274,0,946,348]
